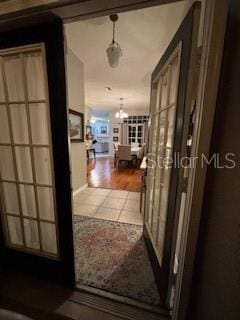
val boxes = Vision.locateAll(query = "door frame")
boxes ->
[0,0,185,24]
[0,0,229,318]
[143,2,201,304]
[0,17,75,287]
[172,1,229,319]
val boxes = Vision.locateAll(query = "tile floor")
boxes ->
[73,187,143,226]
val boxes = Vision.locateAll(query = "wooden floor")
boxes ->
[87,157,142,192]
[0,271,125,320]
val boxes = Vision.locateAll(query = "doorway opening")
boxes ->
[64,0,199,311]
[0,1,229,319]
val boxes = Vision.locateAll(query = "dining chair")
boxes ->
[116,145,132,168]
[131,142,139,148]
[113,142,118,151]
[113,142,119,167]
[137,143,146,166]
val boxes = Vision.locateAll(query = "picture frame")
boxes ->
[86,125,93,140]
[86,125,92,135]
[69,109,84,142]
[101,126,107,134]
[113,136,119,142]
[113,128,119,134]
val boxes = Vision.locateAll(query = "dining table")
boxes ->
[130,146,141,156]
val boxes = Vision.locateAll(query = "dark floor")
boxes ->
[0,270,71,320]
[0,271,125,320]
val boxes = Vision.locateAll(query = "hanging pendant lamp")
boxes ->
[115,98,128,119]
[106,14,123,68]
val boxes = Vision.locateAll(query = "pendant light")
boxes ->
[106,14,123,68]
[115,98,128,119]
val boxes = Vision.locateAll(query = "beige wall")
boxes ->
[85,106,92,125]
[109,111,121,157]
[66,48,87,192]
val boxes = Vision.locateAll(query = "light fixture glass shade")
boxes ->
[115,107,128,119]
[106,42,123,68]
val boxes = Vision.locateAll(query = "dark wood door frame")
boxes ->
[0,0,183,25]
[0,2,229,320]
[173,1,229,319]
[0,0,190,296]
[0,17,75,287]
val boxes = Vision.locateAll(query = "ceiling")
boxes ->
[65,1,189,112]
[91,109,109,121]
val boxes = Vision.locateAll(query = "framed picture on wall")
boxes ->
[69,109,84,142]
[101,126,107,134]
[113,128,119,133]
[86,125,92,135]
[86,125,93,140]
[113,136,119,142]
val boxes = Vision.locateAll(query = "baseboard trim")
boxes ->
[73,183,88,197]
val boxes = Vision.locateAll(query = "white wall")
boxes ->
[85,106,92,124]
[66,48,87,192]
[92,120,109,136]
[109,111,121,156]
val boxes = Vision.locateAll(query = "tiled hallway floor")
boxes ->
[73,187,143,226]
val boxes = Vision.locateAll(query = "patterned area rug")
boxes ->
[73,215,161,306]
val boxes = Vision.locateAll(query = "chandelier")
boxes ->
[115,98,128,119]
[106,14,123,68]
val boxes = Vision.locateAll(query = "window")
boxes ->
[126,115,149,145]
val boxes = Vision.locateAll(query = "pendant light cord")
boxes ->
[112,21,115,44]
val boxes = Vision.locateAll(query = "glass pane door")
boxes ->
[128,124,144,145]
[0,44,58,258]
[145,44,181,265]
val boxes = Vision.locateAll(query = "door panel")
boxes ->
[0,19,74,286]
[0,44,59,258]
[146,43,182,264]
[144,3,200,304]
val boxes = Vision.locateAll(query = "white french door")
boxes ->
[0,44,58,257]
[128,124,144,145]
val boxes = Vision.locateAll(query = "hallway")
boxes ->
[74,187,142,224]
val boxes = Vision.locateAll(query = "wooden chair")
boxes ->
[137,143,146,166]
[113,142,119,150]
[116,145,132,168]
[131,142,139,148]
[113,142,119,167]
